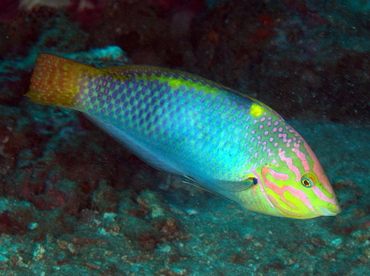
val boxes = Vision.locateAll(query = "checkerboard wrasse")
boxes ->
[26,54,340,219]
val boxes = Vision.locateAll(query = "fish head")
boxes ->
[256,158,340,219]
[246,127,340,219]
[229,102,341,219]
[235,102,341,219]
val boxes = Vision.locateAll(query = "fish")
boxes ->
[26,54,340,219]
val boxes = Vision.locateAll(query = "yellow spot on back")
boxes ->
[250,103,264,117]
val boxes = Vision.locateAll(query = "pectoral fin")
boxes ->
[183,176,257,193]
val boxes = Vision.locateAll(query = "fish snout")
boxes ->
[318,203,341,217]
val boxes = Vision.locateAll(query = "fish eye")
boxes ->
[301,175,314,188]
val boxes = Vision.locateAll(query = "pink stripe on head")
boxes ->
[312,187,336,204]
[281,187,315,213]
[267,169,289,181]
[302,140,334,192]
[262,167,316,214]
[256,179,278,212]
[278,150,300,181]
[292,147,310,173]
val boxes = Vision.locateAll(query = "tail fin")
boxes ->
[26,54,102,109]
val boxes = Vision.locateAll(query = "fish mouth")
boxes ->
[319,205,341,216]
